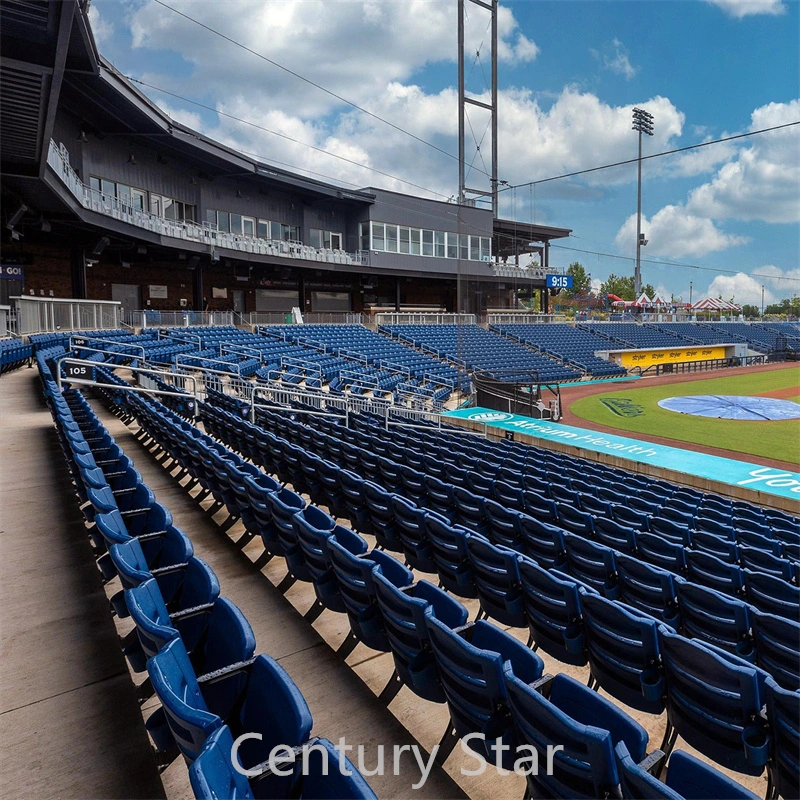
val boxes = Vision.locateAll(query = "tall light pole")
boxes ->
[632,108,654,297]
[761,285,765,317]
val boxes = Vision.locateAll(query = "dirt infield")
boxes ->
[559,362,800,473]
[757,386,800,400]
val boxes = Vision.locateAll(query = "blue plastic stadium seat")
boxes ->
[565,534,619,597]
[657,627,770,775]
[148,638,313,788]
[615,742,760,800]
[517,514,568,569]
[764,677,800,800]
[465,535,527,628]
[750,609,800,691]
[427,617,544,767]
[744,569,800,619]
[391,496,439,574]
[424,515,478,598]
[504,672,650,799]
[518,556,594,666]
[582,594,666,714]
[615,554,680,627]
[372,574,468,703]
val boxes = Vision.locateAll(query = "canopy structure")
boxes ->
[635,292,653,306]
[691,297,742,311]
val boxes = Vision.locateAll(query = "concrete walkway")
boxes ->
[0,368,165,799]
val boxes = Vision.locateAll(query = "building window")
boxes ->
[229,213,243,235]
[435,231,446,258]
[446,232,458,259]
[257,219,269,238]
[310,228,343,249]
[217,211,230,233]
[410,229,421,255]
[399,227,410,254]
[242,216,255,236]
[422,230,433,256]
[385,225,398,252]
[360,222,370,251]
[480,237,492,261]
[372,223,385,251]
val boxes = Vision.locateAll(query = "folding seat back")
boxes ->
[391,496,438,573]
[739,546,795,582]
[564,534,618,597]
[691,530,739,562]
[649,517,692,546]
[517,514,567,570]
[424,515,478,598]
[615,743,760,800]
[696,514,733,539]
[580,494,614,519]
[328,544,412,652]
[297,738,379,799]
[638,532,687,574]
[398,464,427,506]
[613,505,651,531]
[466,470,494,496]
[266,486,306,551]
[290,505,338,580]
[737,528,781,556]
[592,517,638,554]
[372,574,468,702]
[518,556,592,666]
[522,489,559,523]
[482,498,524,549]
[686,550,744,597]
[426,617,543,767]
[549,484,577,506]
[504,672,648,800]
[492,479,525,512]
[750,609,800,691]
[423,474,456,521]
[147,638,221,760]
[465,535,526,627]
[452,486,488,535]
[675,581,754,659]
[745,569,800,620]
[764,677,800,800]
[656,627,770,775]
[581,594,665,713]
[615,553,678,626]
[363,481,403,552]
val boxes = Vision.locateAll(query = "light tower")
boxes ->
[458,0,498,216]
[632,107,654,297]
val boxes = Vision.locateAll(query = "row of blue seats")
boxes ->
[0,338,32,373]
[236,402,798,603]
[39,359,377,800]
[489,324,627,377]
[119,389,799,799]
[203,400,799,694]
[382,324,582,383]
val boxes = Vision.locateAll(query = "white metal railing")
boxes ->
[491,264,559,279]
[12,295,121,335]
[122,310,235,328]
[374,313,477,326]
[0,305,10,338]
[487,313,567,325]
[47,139,358,268]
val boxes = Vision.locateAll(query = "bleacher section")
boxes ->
[0,337,31,373]
[35,352,378,800]
[580,323,688,349]
[18,348,799,800]
[705,323,799,354]
[490,324,627,377]
[381,324,582,382]
[258,324,465,403]
[192,388,798,798]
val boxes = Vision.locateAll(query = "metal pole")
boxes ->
[635,128,643,298]
[761,285,765,317]
[457,0,465,206]
[491,0,498,219]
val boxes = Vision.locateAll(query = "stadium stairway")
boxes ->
[0,368,165,799]
[82,385,475,798]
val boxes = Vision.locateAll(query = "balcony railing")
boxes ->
[47,140,358,268]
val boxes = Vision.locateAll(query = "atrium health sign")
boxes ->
[447,407,800,502]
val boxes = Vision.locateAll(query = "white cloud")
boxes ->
[88,4,114,44]
[705,0,786,18]
[686,99,800,224]
[705,272,776,305]
[614,205,750,258]
[590,38,637,80]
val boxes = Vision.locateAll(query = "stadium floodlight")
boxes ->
[632,108,654,298]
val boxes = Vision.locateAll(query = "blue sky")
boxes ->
[89,0,799,305]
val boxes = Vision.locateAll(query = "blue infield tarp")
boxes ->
[658,395,800,421]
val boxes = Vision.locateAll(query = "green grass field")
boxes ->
[569,367,800,465]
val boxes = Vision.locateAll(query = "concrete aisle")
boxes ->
[0,368,165,799]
